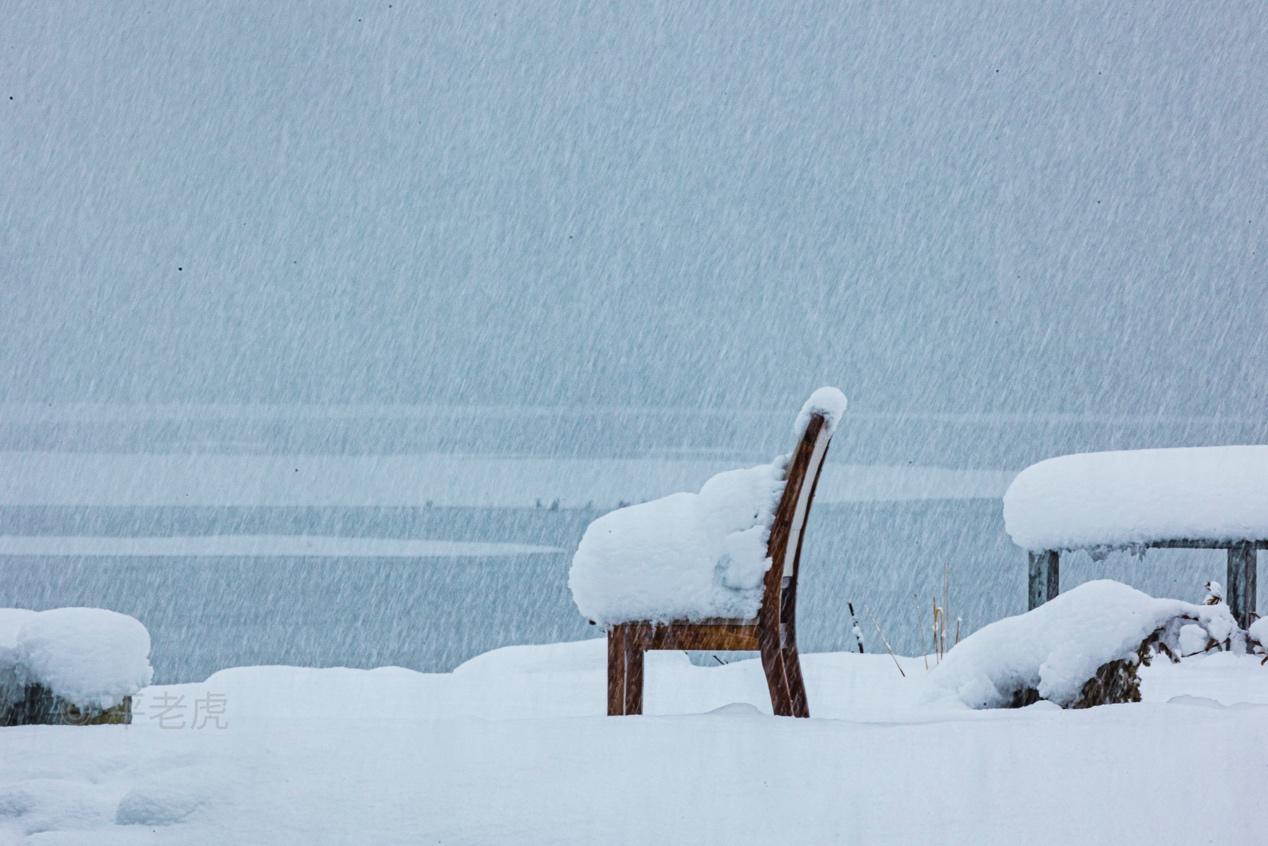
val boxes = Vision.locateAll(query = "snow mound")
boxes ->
[932,580,1237,709]
[794,386,847,436]
[569,460,787,624]
[454,638,692,678]
[115,777,209,826]
[1004,446,1268,550]
[453,639,609,675]
[5,608,153,709]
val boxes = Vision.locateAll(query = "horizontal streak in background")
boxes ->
[0,535,559,558]
[4,408,1263,470]
[0,403,1255,425]
[0,453,1014,508]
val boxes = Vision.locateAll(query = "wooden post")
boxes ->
[1227,543,1257,629]
[1028,550,1059,610]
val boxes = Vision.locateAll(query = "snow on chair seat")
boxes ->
[1003,446,1268,627]
[569,387,845,717]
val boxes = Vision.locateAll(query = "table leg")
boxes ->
[1227,544,1257,629]
[1028,550,1059,610]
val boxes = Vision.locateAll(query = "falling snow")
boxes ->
[1,2,1266,842]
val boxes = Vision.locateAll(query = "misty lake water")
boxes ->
[2,406,1259,682]
[0,500,1239,683]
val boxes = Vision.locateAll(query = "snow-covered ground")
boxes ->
[3,639,1265,844]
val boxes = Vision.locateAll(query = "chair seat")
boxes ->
[625,620,761,651]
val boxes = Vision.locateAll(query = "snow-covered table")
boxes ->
[1003,447,1267,627]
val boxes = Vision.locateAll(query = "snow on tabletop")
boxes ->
[793,386,847,436]
[1003,446,1268,551]
[569,461,786,625]
[931,580,1237,709]
[14,608,153,709]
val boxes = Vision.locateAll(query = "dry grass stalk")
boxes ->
[867,612,906,678]
[928,565,958,667]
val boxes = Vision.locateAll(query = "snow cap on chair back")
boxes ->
[794,387,847,437]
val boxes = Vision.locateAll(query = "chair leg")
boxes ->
[607,626,625,716]
[623,624,645,716]
[759,628,792,716]
[782,638,809,718]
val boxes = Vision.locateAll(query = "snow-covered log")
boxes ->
[932,581,1239,709]
[1,607,152,726]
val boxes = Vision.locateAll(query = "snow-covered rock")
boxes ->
[5,608,153,710]
[1003,446,1268,550]
[931,580,1238,709]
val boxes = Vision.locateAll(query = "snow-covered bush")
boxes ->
[931,580,1238,709]
[1249,617,1268,665]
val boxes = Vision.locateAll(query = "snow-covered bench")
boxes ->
[570,387,845,717]
[1004,447,1266,627]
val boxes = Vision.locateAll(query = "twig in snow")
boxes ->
[867,612,906,678]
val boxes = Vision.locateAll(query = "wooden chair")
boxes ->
[606,411,834,717]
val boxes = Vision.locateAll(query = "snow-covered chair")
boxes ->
[569,388,845,717]
[1004,447,1267,627]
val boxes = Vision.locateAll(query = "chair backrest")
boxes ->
[761,412,833,613]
